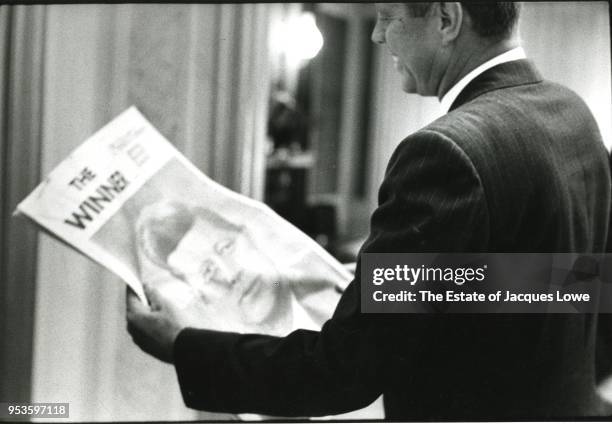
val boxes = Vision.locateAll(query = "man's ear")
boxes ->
[438,2,463,45]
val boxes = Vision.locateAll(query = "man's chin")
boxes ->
[248,297,293,335]
[399,75,418,94]
[401,78,436,97]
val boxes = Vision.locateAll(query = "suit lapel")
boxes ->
[450,59,544,111]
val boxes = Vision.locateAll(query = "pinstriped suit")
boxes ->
[173,60,612,419]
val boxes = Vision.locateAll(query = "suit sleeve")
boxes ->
[598,174,612,382]
[173,130,489,416]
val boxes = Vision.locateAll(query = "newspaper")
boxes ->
[16,106,352,334]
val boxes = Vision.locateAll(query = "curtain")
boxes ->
[20,4,277,421]
[126,4,272,197]
[0,4,46,404]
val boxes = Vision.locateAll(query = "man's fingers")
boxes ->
[126,313,157,357]
[126,296,158,340]
[126,288,150,338]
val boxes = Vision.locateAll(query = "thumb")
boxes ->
[143,283,164,311]
[126,286,150,316]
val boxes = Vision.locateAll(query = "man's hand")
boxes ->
[126,283,199,364]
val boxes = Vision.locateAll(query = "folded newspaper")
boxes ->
[16,107,352,335]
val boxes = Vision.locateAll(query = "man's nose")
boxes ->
[371,21,385,44]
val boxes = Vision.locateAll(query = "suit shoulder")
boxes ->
[389,127,479,176]
[422,79,603,156]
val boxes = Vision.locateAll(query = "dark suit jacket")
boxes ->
[173,60,612,420]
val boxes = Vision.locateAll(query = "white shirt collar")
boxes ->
[440,46,527,113]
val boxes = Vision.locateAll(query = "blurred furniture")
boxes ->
[264,151,339,256]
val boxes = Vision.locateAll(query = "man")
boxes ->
[127,3,612,419]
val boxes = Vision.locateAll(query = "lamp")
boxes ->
[271,11,324,69]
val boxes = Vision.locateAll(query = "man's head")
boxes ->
[371,2,521,97]
[136,201,293,335]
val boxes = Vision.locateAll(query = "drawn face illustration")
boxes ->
[136,202,292,334]
[167,217,292,328]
